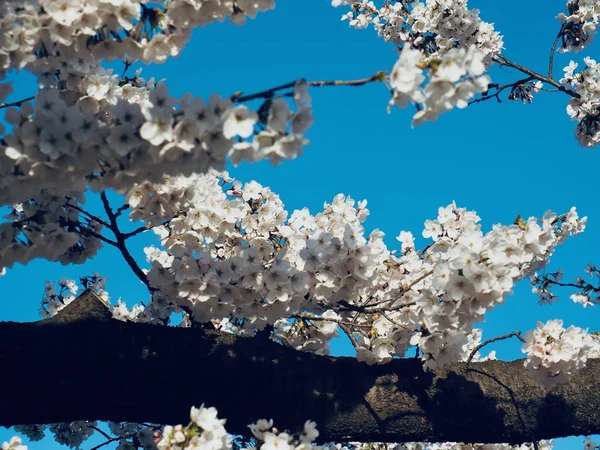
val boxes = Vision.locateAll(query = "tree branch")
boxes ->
[64,201,111,229]
[360,270,433,310]
[469,78,533,106]
[0,96,35,109]
[2,291,600,445]
[548,25,565,78]
[292,313,372,329]
[121,224,152,239]
[466,331,525,366]
[62,218,117,247]
[493,55,580,99]
[100,192,150,288]
[232,71,387,103]
[88,425,112,441]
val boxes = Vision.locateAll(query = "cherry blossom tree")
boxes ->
[1,1,600,450]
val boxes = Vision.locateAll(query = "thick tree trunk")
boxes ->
[1,290,599,444]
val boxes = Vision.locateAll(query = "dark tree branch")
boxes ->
[357,270,433,310]
[0,96,35,109]
[493,55,580,99]
[122,223,153,240]
[548,25,566,78]
[542,278,600,293]
[113,202,130,219]
[469,78,533,106]
[466,331,525,366]
[65,219,117,247]
[89,436,127,450]
[232,71,387,103]
[100,191,118,226]
[2,291,600,445]
[64,201,111,229]
[89,425,112,441]
[100,192,150,288]
[291,313,372,329]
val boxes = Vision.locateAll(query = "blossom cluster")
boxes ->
[7,412,564,450]
[556,0,600,52]
[332,0,503,60]
[14,421,100,449]
[39,275,169,325]
[47,422,98,449]
[0,0,276,147]
[332,1,499,123]
[15,420,159,450]
[392,206,585,369]
[521,319,600,388]
[153,405,557,450]
[156,405,320,450]
[107,422,159,450]
[0,0,275,82]
[119,170,587,370]
[1,71,312,207]
[1,437,26,450]
[0,189,102,272]
[389,44,490,125]
[560,57,600,147]
[39,275,109,318]
[157,405,230,450]
[0,0,310,216]
[583,437,598,450]
[248,418,321,450]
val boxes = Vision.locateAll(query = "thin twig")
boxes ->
[89,432,136,450]
[122,223,152,239]
[89,425,112,440]
[466,331,525,366]
[64,201,111,228]
[332,270,430,315]
[542,278,600,292]
[113,202,130,219]
[89,437,122,450]
[121,60,132,79]
[469,78,533,105]
[493,55,580,99]
[68,221,118,247]
[339,324,360,350]
[292,313,372,329]
[100,191,151,288]
[100,191,118,225]
[335,300,416,314]
[365,270,433,309]
[232,71,387,103]
[0,95,35,109]
[349,296,378,325]
[361,301,417,314]
[549,25,566,79]
[380,310,415,333]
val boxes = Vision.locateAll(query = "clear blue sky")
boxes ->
[1,1,599,448]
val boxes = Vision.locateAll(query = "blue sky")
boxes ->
[1,1,599,449]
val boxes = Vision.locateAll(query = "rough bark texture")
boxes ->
[1,290,600,444]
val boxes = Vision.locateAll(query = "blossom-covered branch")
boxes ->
[332,0,600,146]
